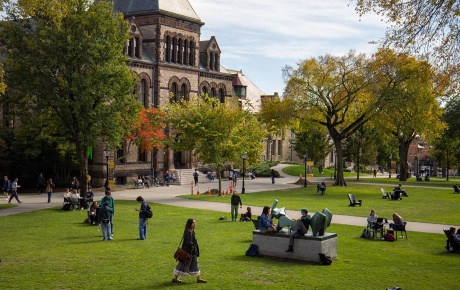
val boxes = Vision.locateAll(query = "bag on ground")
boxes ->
[361,228,370,238]
[384,233,395,242]
[245,243,259,257]
[318,253,333,265]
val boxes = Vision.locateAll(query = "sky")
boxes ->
[189,0,389,95]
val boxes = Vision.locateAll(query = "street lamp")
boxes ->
[241,153,247,194]
[103,147,111,189]
[303,153,308,187]
[333,150,337,180]
[269,140,273,162]
[389,154,392,178]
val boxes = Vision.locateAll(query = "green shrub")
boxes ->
[249,161,280,177]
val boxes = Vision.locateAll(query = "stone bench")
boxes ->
[252,229,337,262]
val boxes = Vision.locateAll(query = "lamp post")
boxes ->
[303,153,308,187]
[333,150,337,180]
[103,147,111,188]
[389,154,392,178]
[241,153,247,194]
[269,140,273,162]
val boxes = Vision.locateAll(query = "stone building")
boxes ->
[91,0,268,185]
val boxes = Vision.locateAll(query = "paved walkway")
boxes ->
[1,164,457,234]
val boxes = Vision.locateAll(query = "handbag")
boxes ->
[174,236,191,263]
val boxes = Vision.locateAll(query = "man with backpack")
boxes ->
[99,201,113,241]
[135,196,152,240]
[193,169,199,185]
[101,190,115,237]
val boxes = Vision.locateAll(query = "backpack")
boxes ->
[245,244,259,257]
[145,203,153,218]
[100,208,111,223]
[318,253,333,265]
[384,233,395,242]
[193,171,198,177]
[361,228,370,238]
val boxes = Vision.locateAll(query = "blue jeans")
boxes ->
[47,191,52,203]
[102,221,112,240]
[139,218,147,240]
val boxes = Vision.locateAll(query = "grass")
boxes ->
[184,182,460,224]
[0,200,458,290]
[281,165,367,178]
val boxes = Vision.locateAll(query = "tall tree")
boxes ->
[355,0,460,91]
[0,0,141,191]
[370,48,445,181]
[284,51,381,186]
[166,96,266,195]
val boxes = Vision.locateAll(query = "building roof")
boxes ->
[112,0,202,22]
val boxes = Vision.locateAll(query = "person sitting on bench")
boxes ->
[258,206,276,234]
[285,208,311,252]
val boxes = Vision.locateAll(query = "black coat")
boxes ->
[181,229,199,256]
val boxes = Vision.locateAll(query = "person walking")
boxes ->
[2,175,11,201]
[230,191,242,221]
[99,201,113,241]
[101,190,115,237]
[45,177,55,203]
[172,219,207,283]
[193,169,199,185]
[285,208,311,252]
[270,169,276,184]
[8,178,22,204]
[37,173,46,195]
[135,196,148,240]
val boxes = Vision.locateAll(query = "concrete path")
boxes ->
[1,164,457,234]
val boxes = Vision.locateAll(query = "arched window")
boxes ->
[181,84,187,101]
[202,86,208,97]
[172,37,177,63]
[165,36,171,62]
[210,52,214,71]
[170,83,178,103]
[215,53,219,71]
[183,39,188,65]
[137,79,148,108]
[189,42,194,66]
[178,39,183,64]
[210,88,216,98]
[219,88,225,103]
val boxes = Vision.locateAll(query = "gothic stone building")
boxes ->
[90,0,263,185]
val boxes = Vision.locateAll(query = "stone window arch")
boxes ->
[218,88,225,103]
[165,35,171,62]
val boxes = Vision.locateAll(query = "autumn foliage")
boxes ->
[128,108,166,151]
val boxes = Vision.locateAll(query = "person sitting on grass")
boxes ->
[88,201,99,225]
[258,206,276,234]
[240,207,252,222]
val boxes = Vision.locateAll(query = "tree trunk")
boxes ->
[398,137,412,182]
[217,163,222,196]
[333,145,347,186]
[356,141,361,181]
[76,142,89,195]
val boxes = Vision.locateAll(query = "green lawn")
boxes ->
[184,183,460,224]
[0,200,457,289]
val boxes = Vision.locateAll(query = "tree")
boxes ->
[369,49,445,181]
[284,51,381,186]
[354,0,460,90]
[342,124,380,180]
[293,119,331,164]
[0,0,141,191]
[166,96,266,195]
[128,108,166,152]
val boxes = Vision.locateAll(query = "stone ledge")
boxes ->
[252,230,337,262]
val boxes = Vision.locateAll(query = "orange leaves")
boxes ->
[129,108,166,151]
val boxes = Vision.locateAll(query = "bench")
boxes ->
[252,229,337,262]
[347,194,362,207]
[380,188,390,199]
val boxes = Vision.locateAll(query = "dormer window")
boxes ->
[234,86,246,98]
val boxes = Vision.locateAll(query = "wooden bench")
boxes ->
[347,194,362,207]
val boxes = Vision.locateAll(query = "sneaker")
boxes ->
[19,201,22,204]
